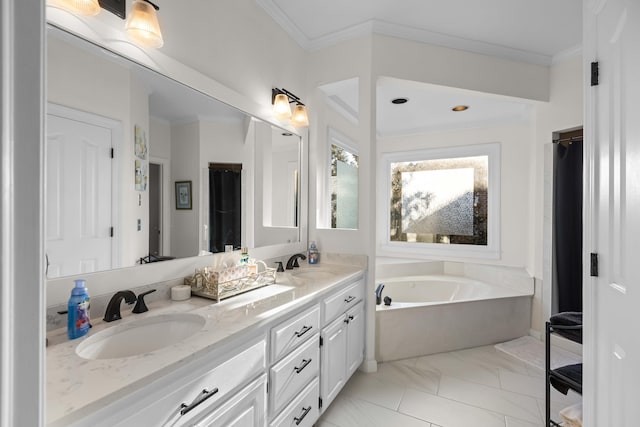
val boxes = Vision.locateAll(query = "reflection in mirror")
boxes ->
[45,25,302,279]
[329,129,359,229]
[264,129,299,228]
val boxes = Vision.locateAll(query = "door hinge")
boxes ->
[590,253,599,277]
[110,148,114,158]
[319,397,323,409]
[110,226,114,237]
[591,61,599,86]
[319,336,323,347]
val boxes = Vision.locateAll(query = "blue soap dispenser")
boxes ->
[68,279,91,340]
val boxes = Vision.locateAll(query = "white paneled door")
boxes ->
[584,0,640,425]
[46,107,114,278]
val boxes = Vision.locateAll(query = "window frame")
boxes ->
[327,128,359,230]
[378,142,501,259]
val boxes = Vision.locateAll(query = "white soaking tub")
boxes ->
[375,274,533,362]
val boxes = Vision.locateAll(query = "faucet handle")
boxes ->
[132,289,156,314]
[274,261,285,272]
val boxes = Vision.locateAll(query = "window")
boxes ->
[381,143,500,258]
[329,129,359,229]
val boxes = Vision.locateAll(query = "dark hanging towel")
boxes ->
[553,140,583,312]
[209,167,241,253]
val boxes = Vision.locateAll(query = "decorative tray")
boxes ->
[186,263,277,302]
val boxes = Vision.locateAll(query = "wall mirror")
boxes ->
[45,25,302,280]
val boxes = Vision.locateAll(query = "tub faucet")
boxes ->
[103,290,137,322]
[286,253,307,269]
[375,284,385,305]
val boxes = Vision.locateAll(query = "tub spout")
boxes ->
[375,284,385,305]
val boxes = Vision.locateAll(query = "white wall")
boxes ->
[377,121,534,267]
[170,121,200,258]
[530,56,583,334]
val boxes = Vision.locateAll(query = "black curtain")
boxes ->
[553,141,583,312]
[209,168,241,253]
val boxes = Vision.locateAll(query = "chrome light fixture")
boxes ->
[272,88,309,127]
[125,0,164,49]
[50,0,101,16]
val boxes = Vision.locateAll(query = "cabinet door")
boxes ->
[320,315,348,410]
[346,301,365,377]
[194,374,267,427]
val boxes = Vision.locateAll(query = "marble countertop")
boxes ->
[46,263,365,426]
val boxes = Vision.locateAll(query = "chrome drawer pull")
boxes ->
[294,325,312,338]
[294,406,312,425]
[344,295,356,303]
[294,358,312,374]
[179,387,219,416]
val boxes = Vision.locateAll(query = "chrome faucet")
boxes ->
[286,253,307,269]
[103,290,137,322]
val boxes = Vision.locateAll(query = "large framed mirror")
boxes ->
[45,25,303,280]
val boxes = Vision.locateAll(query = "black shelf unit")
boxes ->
[545,320,583,426]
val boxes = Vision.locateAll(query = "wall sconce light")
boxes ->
[272,88,309,127]
[125,0,164,48]
[49,0,101,16]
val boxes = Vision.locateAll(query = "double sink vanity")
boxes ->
[46,262,366,427]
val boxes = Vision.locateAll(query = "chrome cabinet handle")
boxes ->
[294,406,312,425]
[294,358,312,374]
[179,387,219,416]
[344,295,356,303]
[295,325,312,338]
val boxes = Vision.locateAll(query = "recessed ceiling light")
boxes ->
[452,105,469,112]
[391,98,409,104]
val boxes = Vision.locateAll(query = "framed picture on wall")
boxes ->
[175,181,192,210]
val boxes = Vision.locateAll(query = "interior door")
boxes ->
[46,110,113,278]
[585,0,640,425]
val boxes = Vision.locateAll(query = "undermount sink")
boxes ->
[76,312,206,360]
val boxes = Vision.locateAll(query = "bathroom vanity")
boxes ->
[46,264,365,427]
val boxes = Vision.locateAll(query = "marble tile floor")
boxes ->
[316,344,581,427]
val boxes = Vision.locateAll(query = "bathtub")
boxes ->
[375,274,533,362]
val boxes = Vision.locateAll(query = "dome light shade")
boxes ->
[50,0,101,16]
[291,104,309,127]
[125,0,164,48]
[273,93,292,120]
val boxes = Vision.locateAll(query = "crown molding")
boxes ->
[551,44,583,65]
[256,0,555,65]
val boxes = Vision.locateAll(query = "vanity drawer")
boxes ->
[271,305,320,362]
[270,377,319,427]
[119,340,266,427]
[322,279,364,325]
[269,334,320,416]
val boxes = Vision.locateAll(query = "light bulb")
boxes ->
[273,93,292,120]
[125,0,164,48]
[291,104,309,127]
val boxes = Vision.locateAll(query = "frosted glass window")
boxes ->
[331,143,359,229]
[382,143,499,258]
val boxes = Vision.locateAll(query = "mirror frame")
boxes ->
[45,11,308,306]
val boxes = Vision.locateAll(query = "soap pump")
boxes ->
[308,241,320,264]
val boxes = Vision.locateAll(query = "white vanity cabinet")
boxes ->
[320,278,365,412]
[268,304,321,425]
[107,339,268,427]
[192,374,267,427]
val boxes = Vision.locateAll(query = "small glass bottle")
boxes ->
[308,241,320,264]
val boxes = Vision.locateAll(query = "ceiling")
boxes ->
[260,0,581,136]
[257,0,582,65]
